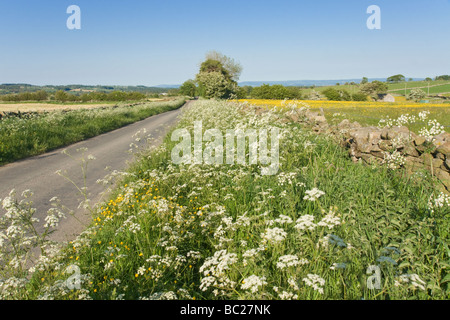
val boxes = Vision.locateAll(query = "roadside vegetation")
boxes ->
[0,98,186,166]
[1,99,448,300]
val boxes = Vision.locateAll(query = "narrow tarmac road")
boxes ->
[0,101,191,242]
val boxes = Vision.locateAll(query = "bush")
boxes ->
[322,88,351,101]
[351,92,369,101]
[251,84,302,100]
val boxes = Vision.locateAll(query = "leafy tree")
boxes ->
[205,51,243,81]
[435,75,450,81]
[407,88,426,101]
[196,52,240,99]
[196,71,237,99]
[322,88,351,101]
[361,77,369,84]
[351,92,369,101]
[179,80,197,97]
[359,81,388,99]
[250,84,302,100]
[425,77,433,82]
[55,90,69,102]
[387,74,406,83]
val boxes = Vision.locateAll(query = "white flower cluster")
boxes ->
[303,188,325,201]
[382,151,406,170]
[418,119,446,142]
[294,215,316,231]
[260,227,287,244]
[427,192,450,213]
[241,275,267,293]
[276,255,309,270]
[295,208,341,233]
[277,172,298,186]
[302,274,325,294]
[199,250,238,294]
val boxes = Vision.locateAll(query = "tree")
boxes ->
[407,88,426,102]
[322,88,351,101]
[55,90,69,102]
[435,75,450,81]
[361,77,369,84]
[250,84,302,100]
[205,51,243,81]
[387,74,406,83]
[179,80,197,97]
[196,71,237,99]
[196,52,240,99]
[359,81,388,100]
[425,77,432,82]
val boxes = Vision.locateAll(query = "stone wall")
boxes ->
[276,106,450,193]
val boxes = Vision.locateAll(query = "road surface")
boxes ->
[0,101,191,242]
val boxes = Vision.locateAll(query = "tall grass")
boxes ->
[1,100,448,300]
[0,99,186,166]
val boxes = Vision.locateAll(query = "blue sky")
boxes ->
[0,0,449,86]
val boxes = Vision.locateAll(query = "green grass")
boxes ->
[0,99,186,166]
[320,106,450,133]
[2,100,447,300]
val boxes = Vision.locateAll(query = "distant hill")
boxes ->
[0,84,171,95]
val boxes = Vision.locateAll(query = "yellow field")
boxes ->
[239,99,449,109]
[238,99,450,133]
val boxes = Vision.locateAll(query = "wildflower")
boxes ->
[303,274,325,294]
[241,275,267,293]
[317,207,341,229]
[330,263,347,270]
[274,215,293,224]
[276,255,309,269]
[427,192,450,213]
[261,227,287,244]
[294,215,317,231]
[303,188,325,201]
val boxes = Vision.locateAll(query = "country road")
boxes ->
[0,100,192,243]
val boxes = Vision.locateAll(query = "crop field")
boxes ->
[239,99,450,133]
[1,99,448,300]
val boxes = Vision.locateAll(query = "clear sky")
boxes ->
[0,0,449,86]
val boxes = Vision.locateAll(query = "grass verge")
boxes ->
[0,98,186,166]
